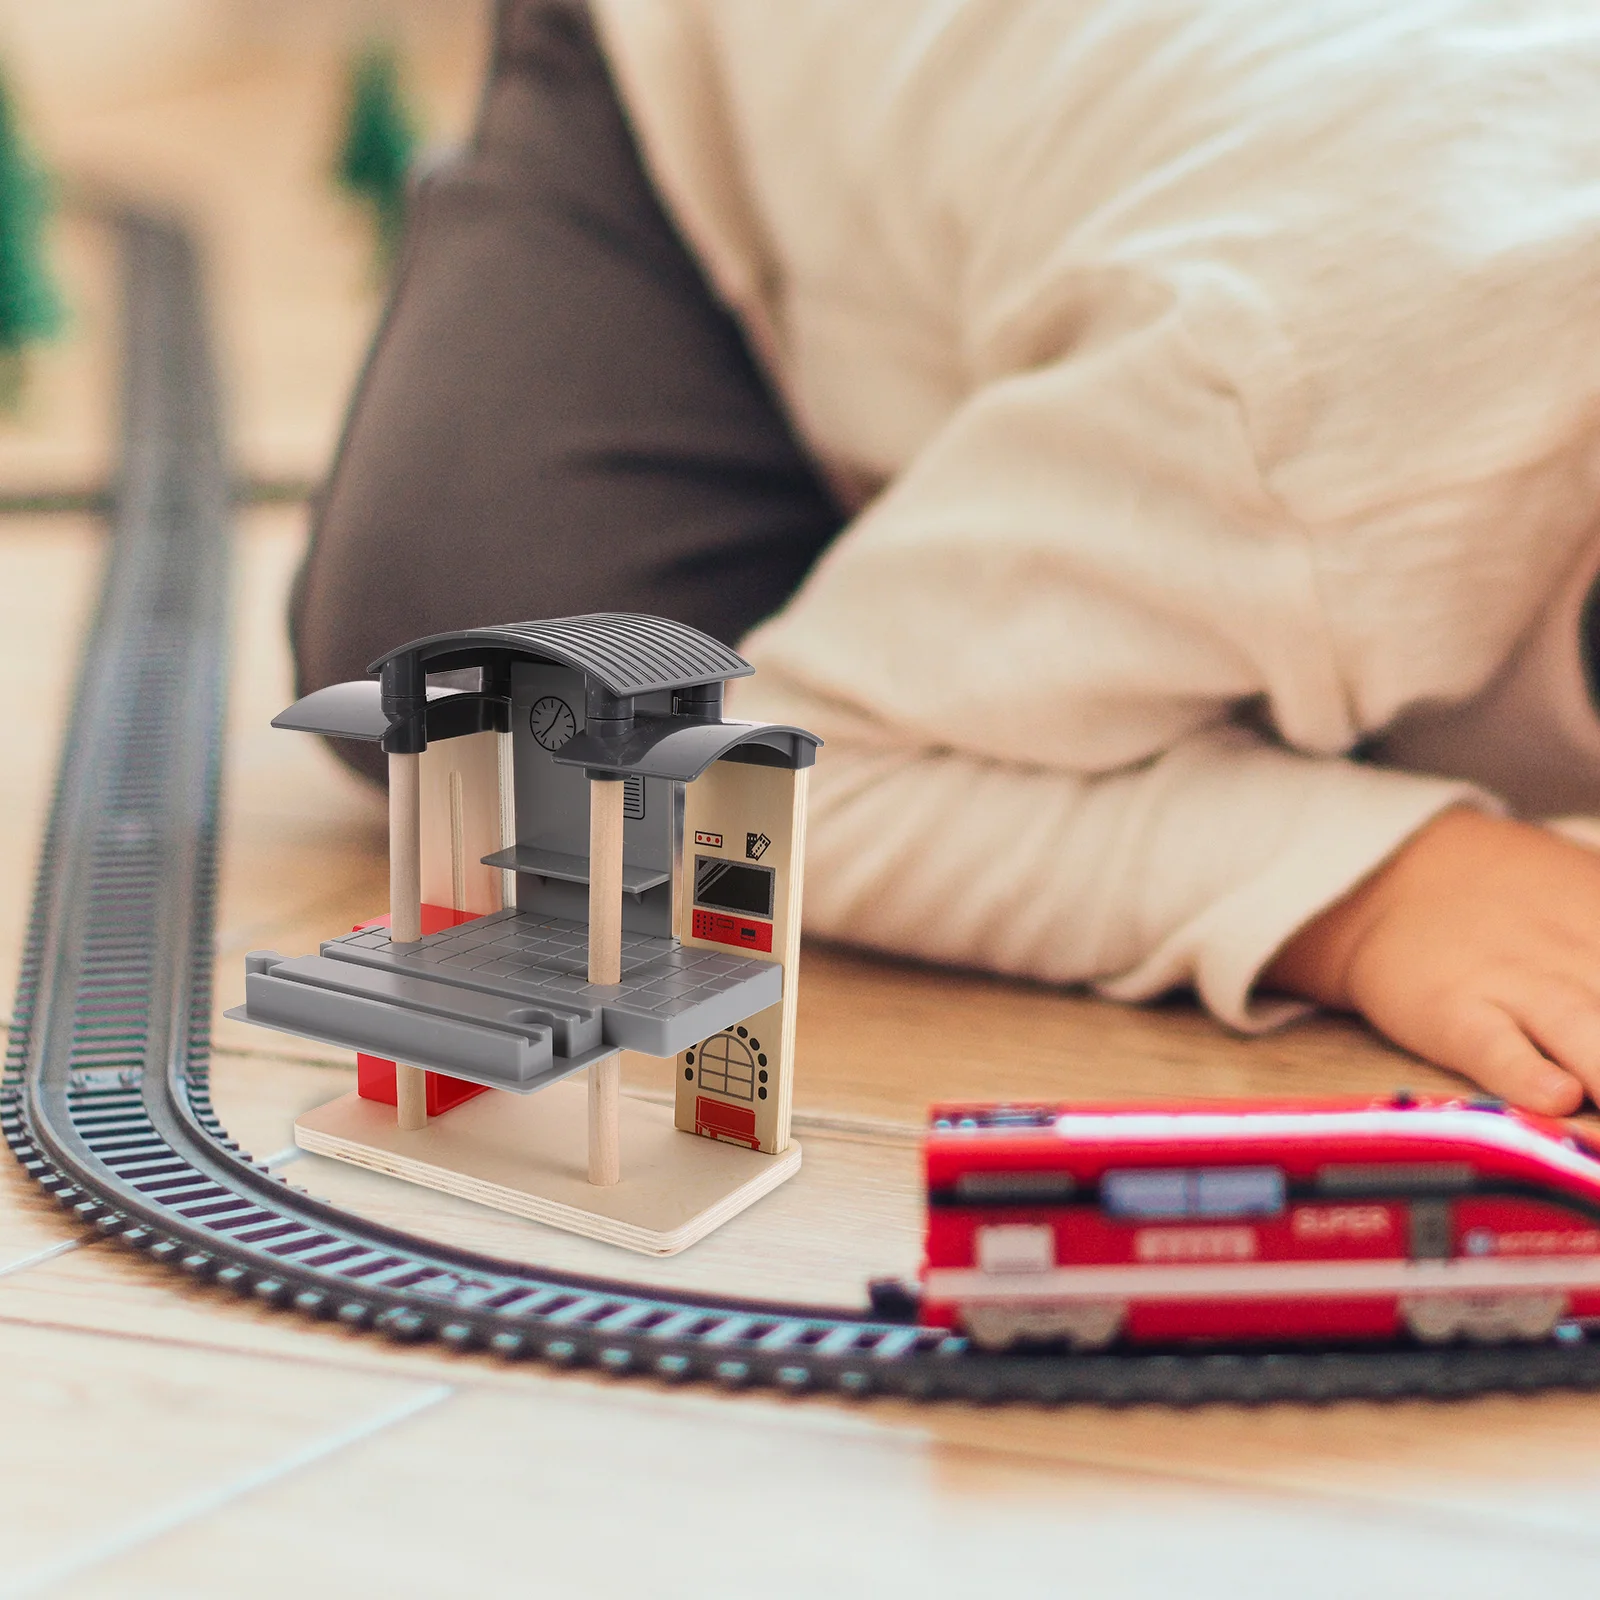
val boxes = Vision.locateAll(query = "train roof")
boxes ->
[925,1097,1600,1196]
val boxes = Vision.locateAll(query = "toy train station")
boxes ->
[230,613,818,1253]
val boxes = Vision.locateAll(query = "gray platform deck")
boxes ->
[231,909,781,1093]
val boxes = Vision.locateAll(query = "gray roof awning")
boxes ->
[554,716,820,781]
[272,682,505,742]
[367,613,753,697]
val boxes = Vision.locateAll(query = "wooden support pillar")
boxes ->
[496,728,517,911]
[588,1055,620,1187]
[587,774,624,1184]
[394,1062,428,1131]
[389,750,423,942]
[388,750,427,1131]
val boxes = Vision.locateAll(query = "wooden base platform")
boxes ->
[294,1080,803,1255]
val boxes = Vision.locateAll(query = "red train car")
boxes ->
[917,1096,1600,1350]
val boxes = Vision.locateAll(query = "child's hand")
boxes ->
[1264,807,1600,1115]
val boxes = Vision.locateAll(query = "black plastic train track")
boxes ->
[10,213,1600,1405]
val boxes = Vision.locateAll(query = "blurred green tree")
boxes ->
[0,67,64,411]
[336,42,419,273]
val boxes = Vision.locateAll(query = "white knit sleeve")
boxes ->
[782,718,1489,1031]
[725,331,1496,1028]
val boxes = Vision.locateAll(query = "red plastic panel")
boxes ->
[354,903,483,937]
[695,1094,759,1149]
[691,908,772,953]
[356,1053,489,1116]
[351,904,491,1116]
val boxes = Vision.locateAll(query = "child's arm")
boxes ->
[1264,807,1600,1115]
[783,720,1593,1114]
[735,672,1485,1033]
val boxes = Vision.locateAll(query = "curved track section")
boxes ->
[10,214,1600,1404]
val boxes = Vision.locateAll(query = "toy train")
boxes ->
[874,1095,1600,1350]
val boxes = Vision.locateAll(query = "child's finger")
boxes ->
[1440,997,1584,1115]
[1507,978,1600,1109]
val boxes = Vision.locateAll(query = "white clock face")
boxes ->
[530,695,577,751]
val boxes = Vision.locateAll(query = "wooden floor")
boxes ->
[5,9,1600,1597]
[14,517,1600,1599]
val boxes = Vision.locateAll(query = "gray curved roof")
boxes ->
[553,717,820,780]
[368,613,753,696]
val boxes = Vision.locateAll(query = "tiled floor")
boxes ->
[331,906,781,1034]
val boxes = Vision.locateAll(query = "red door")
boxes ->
[695,1096,760,1150]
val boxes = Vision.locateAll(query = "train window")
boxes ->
[1103,1166,1286,1220]
[1102,1169,1188,1219]
[1195,1167,1284,1217]
[955,1170,1076,1204]
[1316,1161,1473,1196]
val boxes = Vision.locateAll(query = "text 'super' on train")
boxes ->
[874,1096,1600,1350]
